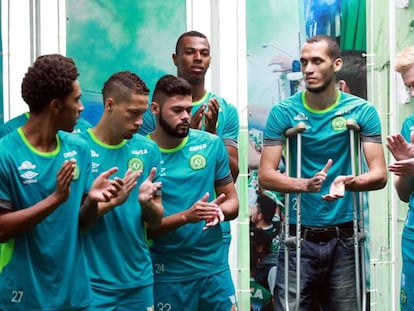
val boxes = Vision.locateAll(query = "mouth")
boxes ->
[190,66,204,73]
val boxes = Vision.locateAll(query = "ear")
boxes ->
[333,57,343,73]
[172,53,178,67]
[105,98,115,111]
[50,98,62,115]
[151,101,160,115]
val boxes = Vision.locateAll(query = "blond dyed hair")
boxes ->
[395,46,414,73]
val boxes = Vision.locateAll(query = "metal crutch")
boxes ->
[346,119,366,311]
[284,122,306,311]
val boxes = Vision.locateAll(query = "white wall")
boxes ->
[1,0,65,121]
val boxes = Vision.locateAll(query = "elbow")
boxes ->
[0,230,13,243]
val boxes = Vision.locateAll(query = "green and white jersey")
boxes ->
[264,91,382,226]
[0,112,92,138]
[149,129,233,282]
[139,91,239,148]
[80,129,161,290]
[0,128,93,310]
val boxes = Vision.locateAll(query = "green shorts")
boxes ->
[88,284,153,311]
[154,269,237,311]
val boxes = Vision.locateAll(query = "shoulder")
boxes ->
[130,134,160,150]
[58,131,90,152]
[188,128,221,143]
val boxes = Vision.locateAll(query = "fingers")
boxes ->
[102,166,119,179]
[211,193,226,205]
[146,167,157,182]
[321,159,333,174]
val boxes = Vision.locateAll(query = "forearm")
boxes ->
[220,197,239,221]
[147,212,188,239]
[79,195,98,231]
[394,175,414,202]
[141,197,164,228]
[345,169,387,192]
[0,194,62,242]
[259,169,309,193]
[96,200,118,218]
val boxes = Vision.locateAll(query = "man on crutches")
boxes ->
[258,34,387,311]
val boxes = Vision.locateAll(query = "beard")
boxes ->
[306,77,332,94]
[159,110,189,138]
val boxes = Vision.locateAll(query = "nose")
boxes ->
[135,115,143,127]
[303,62,313,74]
[78,99,84,112]
[193,51,202,62]
[182,110,191,121]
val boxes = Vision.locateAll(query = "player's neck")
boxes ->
[191,83,207,102]
[150,130,185,150]
[92,120,124,145]
[22,116,58,152]
[305,87,338,111]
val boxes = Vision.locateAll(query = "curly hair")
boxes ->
[21,54,79,114]
[101,71,149,104]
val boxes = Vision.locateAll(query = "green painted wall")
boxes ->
[367,1,414,309]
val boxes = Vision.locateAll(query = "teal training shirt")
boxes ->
[264,91,382,226]
[0,112,92,138]
[149,129,233,282]
[400,115,414,237]
[0,129,93,310]
[80,129,161,290]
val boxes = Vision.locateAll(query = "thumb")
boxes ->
[212,193,226,205]
[322,159,333,174]
[410,131,414,145]
[200,192,210,202]
[146,167,157,182]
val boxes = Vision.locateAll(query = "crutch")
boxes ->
[346,119,366,311]
[284,122,306,311]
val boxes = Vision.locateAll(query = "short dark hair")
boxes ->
[21,54,79,114]
[306,34,341,60]
[256,194,277,223]
[175,30,208,54]
[152,74,192,105]
[102,71,149,104]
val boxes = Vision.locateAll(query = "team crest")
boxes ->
[331,116,347,131]
[128,158,144,172]
[73,164,80,180]
[189,154,206,170]
[401,288,407,306]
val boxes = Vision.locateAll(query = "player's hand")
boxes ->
[204,98,219,134]
[184,192,222,224]
[389,157,414,176]
[322,175,354,201]
[110,169,141,206]
[89,167,124,202]
[386,133,414,161]
[54,159,76,203]
[190,105,205,130]
[307,159,332,192]
[139,167,162,205]
[203,193,226,230]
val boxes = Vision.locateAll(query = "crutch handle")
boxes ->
[285,236,297,249]
[346,119,360,131]
[285,122,306,137]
